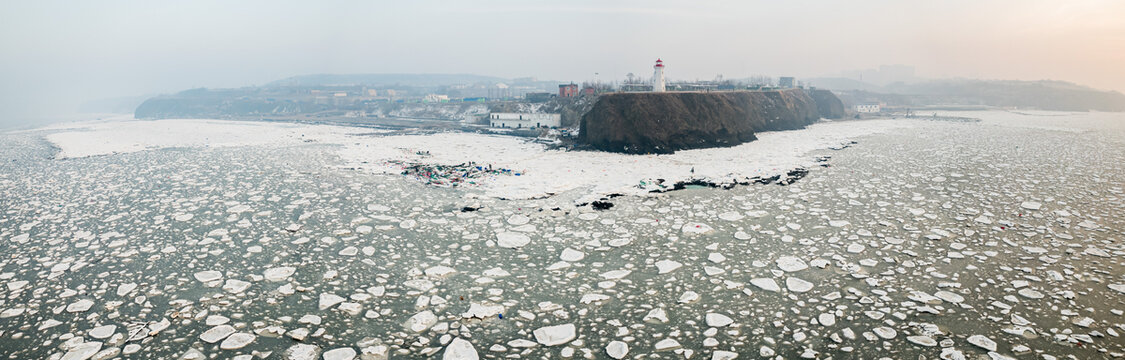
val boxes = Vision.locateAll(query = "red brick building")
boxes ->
[558,83,578,98]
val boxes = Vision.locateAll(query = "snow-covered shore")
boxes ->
[35,117,916,201]
[337,119,915,201]
[42,118,367,159]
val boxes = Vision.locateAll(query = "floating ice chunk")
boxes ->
[846,244,865,254]
[200,325,236,343]
[1072,317,1094,327]
[88,325,116,339]
[608,238,632,247]
[873,327,897,339]
[533,324,576,346]
[818,313,836,326]
[600,270,631,280]
[323,347,357,360]
[319,293,346,310]
[679,291,701,303]
[580,294,611,304]
[223,279,251,294]
[708,253,727,263]
[206,315,230,326]
[443,338,478,360]
[39,319,62,330]
[339,246,358,256]
[786,277,814,293]
[220,333,256,350]
[711,350,738,360]
[751,278,781,292]
[425,266,457,278]
[974,216,992,225]
[116,283,137,296]
[967,335,997,352]
[496,232,530,248]
[66,299,94,313]
[907,335,937,347]
[655,260,683,274]
[760,346,776,357]
[545,261,571,271]
[407,311,437,332]
[482,267,510,278]
[505,339,536,349]
[1017,288,1044,299]
[263,267,296,282]
[194,271,222,282]
[462,303,504,319]
[6,280,27,292]
[605,341,629,359]
[644,308,669,323]
[1020,201,1041,210]
[1084,247,1111,258]
[908,291,943,304]
[507,214,530,225]
[829,220,850,227]
[559,248,584,262]
[682,223,714,235]
[60,342,101,360]
[1108,284,1125,294]
[705,313,733,327]
[776,256,808,272]
[284,344,321,360]
[934,291,964,303]
[654,339,681,351]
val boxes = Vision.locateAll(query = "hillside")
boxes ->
[579,90,844,154]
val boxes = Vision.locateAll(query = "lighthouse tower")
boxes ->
[653,59,666,92]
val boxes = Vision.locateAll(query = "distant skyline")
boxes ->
[2,0,1124,125]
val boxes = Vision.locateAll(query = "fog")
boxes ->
[2,0,1123,127]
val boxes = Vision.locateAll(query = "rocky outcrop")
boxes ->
[808,89,846,119]
[579,89,842,154]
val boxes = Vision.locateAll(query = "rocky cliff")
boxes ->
[808,89,847,119]
[579,89,842,154]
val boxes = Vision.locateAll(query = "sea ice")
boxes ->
[533,323,576,346]
[443,338,478,360]
[776,256,808,272]
[496,232,530,248]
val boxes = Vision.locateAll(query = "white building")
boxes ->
[653,59,666,92]
[854,104,881,113]
[488,113,561,129]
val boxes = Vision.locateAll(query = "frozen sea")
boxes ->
[1,111,1124,359]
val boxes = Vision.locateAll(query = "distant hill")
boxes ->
[807,78,1125,112]
[266,73,508,87]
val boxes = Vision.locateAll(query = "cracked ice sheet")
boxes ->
[337,119,916,201]
[42,118,369,159]
[943,110,1125,133]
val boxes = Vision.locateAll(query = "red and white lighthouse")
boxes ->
[653,59,666,92]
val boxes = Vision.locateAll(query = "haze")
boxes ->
[2,0,1123,127]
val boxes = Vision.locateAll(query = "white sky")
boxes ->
[2,0,1123,123]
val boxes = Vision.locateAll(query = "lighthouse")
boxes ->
[653,59,666,92]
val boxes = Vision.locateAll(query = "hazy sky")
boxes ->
[2,0,1124,124]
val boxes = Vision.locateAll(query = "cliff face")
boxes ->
[808,89,846,119]
[579,89,839,154]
